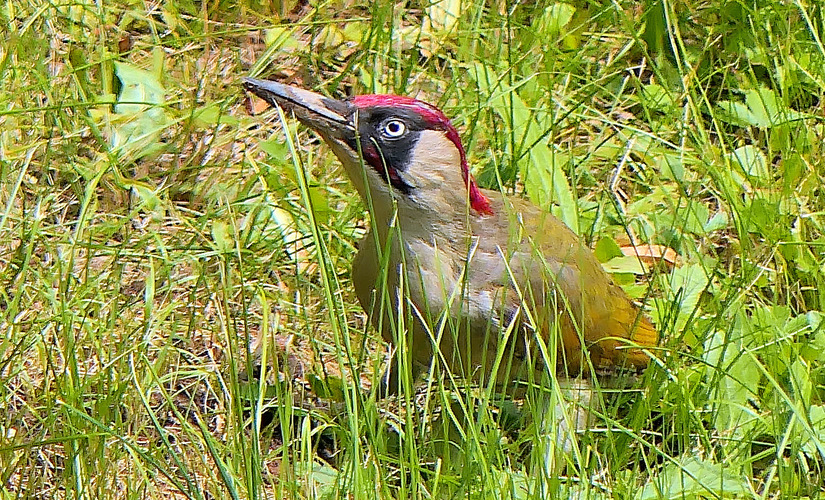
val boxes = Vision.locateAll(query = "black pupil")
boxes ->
[386,121,402,135]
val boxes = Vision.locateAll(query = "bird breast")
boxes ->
[352,226,519,371]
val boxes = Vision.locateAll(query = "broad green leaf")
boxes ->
[704,319,762,437]
[308,185,330,224]
[800,405,825,457]
[780,153,806,194]
[657,153,685,181]
[259,137,290,159]
[806,310,824,331]
[114,61,165,113]
[704,211,729,233]
[108,61,170,162]
[745,198,779,235]
[130,183,162,212]
[684,201,709,234]
[192,103,238,127]
[642,83,676,112]
[426,0,462,33]
[296,458,339,499]
[594,236,623,262]
[789,359,812,407]
[492,468,530,500]
[264,26,301,50]
[717,88,806,128]
[806,313,825,363]
[717,100,760,127]
[211,220,233,254]
[728,145,769,181]
[637,457,751,499]
[669,263,710,332]
[742,88,776,127]
[341,21,368,43]
[317,25,345,48]
[603,255,647,275]
[542,3,575,37]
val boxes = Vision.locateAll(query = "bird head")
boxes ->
[243,78,493,223]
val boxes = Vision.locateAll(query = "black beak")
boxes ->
[242,78,355,138]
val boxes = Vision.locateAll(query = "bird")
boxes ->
[242,77,658,475]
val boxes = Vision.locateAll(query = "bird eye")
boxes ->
[381,119,407,139]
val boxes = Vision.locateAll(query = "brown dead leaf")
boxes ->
[621,244,679,268]
[246,94,274,115]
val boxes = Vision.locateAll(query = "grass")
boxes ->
[2,0,825,498]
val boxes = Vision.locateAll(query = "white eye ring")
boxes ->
[381,119,406,139]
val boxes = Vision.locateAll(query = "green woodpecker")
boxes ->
[243,78,658,469]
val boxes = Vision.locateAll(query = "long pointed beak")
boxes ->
[242,78,355,137]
